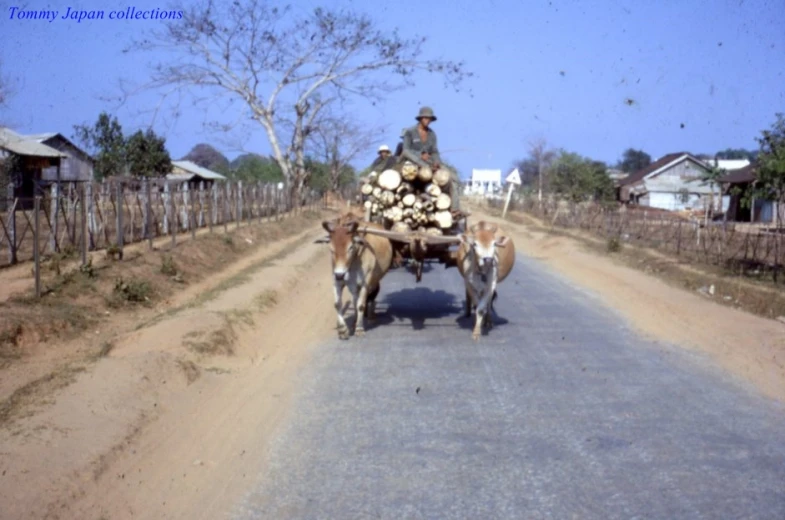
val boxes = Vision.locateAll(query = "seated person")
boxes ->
[401,106,462,215]
[370,144,396,172]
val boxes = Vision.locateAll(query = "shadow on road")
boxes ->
[370,286,511,334]
[374,287,461,330]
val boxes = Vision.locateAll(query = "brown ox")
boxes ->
[317,216,393,340]
[456,220,515,340]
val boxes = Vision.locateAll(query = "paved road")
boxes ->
[232,254,785,519]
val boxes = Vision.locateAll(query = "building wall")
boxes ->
[652,159,708,182]
[39,136,93,182]
[647,191,703,211]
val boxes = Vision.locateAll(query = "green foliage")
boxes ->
[111,277,152,305]
[160,255,178,276]
[715,148,758,161]
[749,113,785,221]
[0,154,21,194]
[79,256,96,278]
[512,157,539,188]
[228,153,284,183]
[606,236,621,253]
[304,156,356,194]
[617,148,651,173]
[548,151,615,203]
[125,129,173,177]
[73,112,126,180]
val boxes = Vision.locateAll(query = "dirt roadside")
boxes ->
[0,212,340,520]
[467,203,785,404]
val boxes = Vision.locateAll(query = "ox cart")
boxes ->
[361,205,470,283]
[356,160,472,282]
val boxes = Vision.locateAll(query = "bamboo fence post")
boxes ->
[80,182,88,265]
[224,182,230,233]
[116,181,124,259]
[236,180,243,229]
[145,178,153,249]
[34,195,41,298]
[49,182,58,253]
[6,184,16,265]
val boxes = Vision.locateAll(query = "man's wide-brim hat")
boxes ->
[415,106,437,122]
[378,144,390,153]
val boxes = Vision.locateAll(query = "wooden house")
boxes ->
[24,132,94,183]
[166,160,227,189]
[720,163,782,223]
[1,127,67,208]
[617,152,722,212]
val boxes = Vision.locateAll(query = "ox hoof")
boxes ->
[472,332,481,341]
[338,328,350,340]
[355,328,366,337]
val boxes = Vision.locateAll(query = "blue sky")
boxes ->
[1,0,783,180]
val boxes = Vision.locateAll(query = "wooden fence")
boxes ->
[1,179,324,272]
[492,194,785,278]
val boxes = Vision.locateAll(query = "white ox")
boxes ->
[456,221,515,340]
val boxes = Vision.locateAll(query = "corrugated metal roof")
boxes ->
[24,132,58,142]
[618,152,692,186]
[700,158,751,171]
[720,164,756,184]
[165,173,194,182]
[171,160,227,180]
[0,127,66,158]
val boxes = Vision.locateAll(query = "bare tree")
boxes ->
[528,138,557,204]
[311,111,386,191]
[118,0,472,201]
[0,57,12,113]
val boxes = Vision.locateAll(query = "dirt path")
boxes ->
[467,204,785,404]
[4,201,784,519]
[0,220,338,520]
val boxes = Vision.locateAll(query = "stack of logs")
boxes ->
[360,161,454,235]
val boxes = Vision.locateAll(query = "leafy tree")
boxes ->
[182,143,230,172]
[617,148,651,173]
[715,148,758,161]
[511,157,539,189]
[548,151,614,203]
[125,128,173,177]
[229,154,284,183]
[72,112,126,180]
[699,164,727,224]
[749,113,785,228]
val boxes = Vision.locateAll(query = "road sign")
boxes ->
[505,168,522,185]
[502,168,521,218]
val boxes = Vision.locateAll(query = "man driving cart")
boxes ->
[400,106,465,226]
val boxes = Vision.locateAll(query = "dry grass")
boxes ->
[0,363,87,427]
[254,289,279,311]
[182,316,238,356]
[176,358,201,385]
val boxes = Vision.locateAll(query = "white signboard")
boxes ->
[505,168,522,185]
